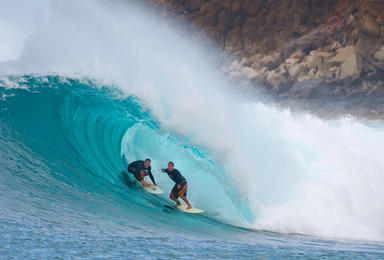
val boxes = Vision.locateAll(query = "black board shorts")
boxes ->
[128,166,143,182]
[171,181,187,199]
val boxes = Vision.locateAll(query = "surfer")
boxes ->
[162,161,192,210]
[128,159,156,188]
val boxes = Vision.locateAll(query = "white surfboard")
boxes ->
[176,204,206,214]
[143,185,164,194]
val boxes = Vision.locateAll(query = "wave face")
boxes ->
[0,73,250,224]
[1,0,384,258]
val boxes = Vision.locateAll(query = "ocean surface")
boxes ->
[1,0,384,259]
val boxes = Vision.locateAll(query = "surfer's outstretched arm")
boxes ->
[148,168,156,185]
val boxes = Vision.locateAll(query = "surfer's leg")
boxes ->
[170,185,181,206]
[179,185,192,209]
[180,195,192,209]
[128,167,141,181]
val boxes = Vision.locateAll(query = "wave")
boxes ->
[0,0,384,242]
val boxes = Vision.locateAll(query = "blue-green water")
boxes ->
[1,75,383,259]
[1,0,384,258]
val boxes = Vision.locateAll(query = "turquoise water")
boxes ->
[1,75,383,259]
[1,0,384,257]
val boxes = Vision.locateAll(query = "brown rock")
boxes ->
[185,0,201,12]
[242,66,258,80]
[289,79,324,99]
[259,53,281,69]
[306,53,323,69]
[374,46,384,61]
[266,71,287,90]
[217,8,234,33]
[329,46,356,64]
[373,61,384,70]
[282,23,344,59]
[288,63,307,79]
[242,0,268,16]
[336,52,362,82]
[315,68,335,80]
[225,28,242,52]
[255,67,269,84]
[290,50,305,61]
[360,11,380,36]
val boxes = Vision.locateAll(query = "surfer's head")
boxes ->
[168,161,174,171]
[144,158,151,168]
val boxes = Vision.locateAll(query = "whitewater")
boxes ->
[0,0,384,258]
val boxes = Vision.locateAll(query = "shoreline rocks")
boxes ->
[148,0,384,118]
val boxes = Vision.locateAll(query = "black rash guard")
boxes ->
[164,168,186,185]
[128,160,156,184]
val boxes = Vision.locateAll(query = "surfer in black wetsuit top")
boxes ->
[162,161,192,210]
[128,159,156,188]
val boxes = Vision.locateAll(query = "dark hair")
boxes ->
[145,158,151,162]
[168,161,174,166]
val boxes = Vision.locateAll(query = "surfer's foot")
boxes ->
[186,205,192,210]
[175,202,181,207]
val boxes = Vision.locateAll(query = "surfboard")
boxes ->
[143,185,164,194]
[176,204,206,214]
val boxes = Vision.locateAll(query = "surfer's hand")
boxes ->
[161,168,165,172]
[177,184,180,189]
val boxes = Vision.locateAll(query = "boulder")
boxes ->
[374,46,384,62]
[266,71,287,90]
[306,51,333,68]
[241,66,258,80]
[249,53,262,70]
[255,67,268,84]
[315,68,334,80]
[288,63,307,79]
[297,68,316,82]
[360,11,380,36]
[336,52,362,83]
[329,46,356,64]
[277,63,288,75]
[259,53,281,69]
[289,79,324,98]
[290,50,305,61]
[306,52,323,69]
[373,61,384,70]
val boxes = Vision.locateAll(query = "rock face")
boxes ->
[148,0,384,117]
[375,46,384,61]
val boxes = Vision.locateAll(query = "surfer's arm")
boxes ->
[148,168,156,185]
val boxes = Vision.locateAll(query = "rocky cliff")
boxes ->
[148,0,384,118]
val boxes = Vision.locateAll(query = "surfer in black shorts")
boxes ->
[128,159,156,188]
[162,161,192,210]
